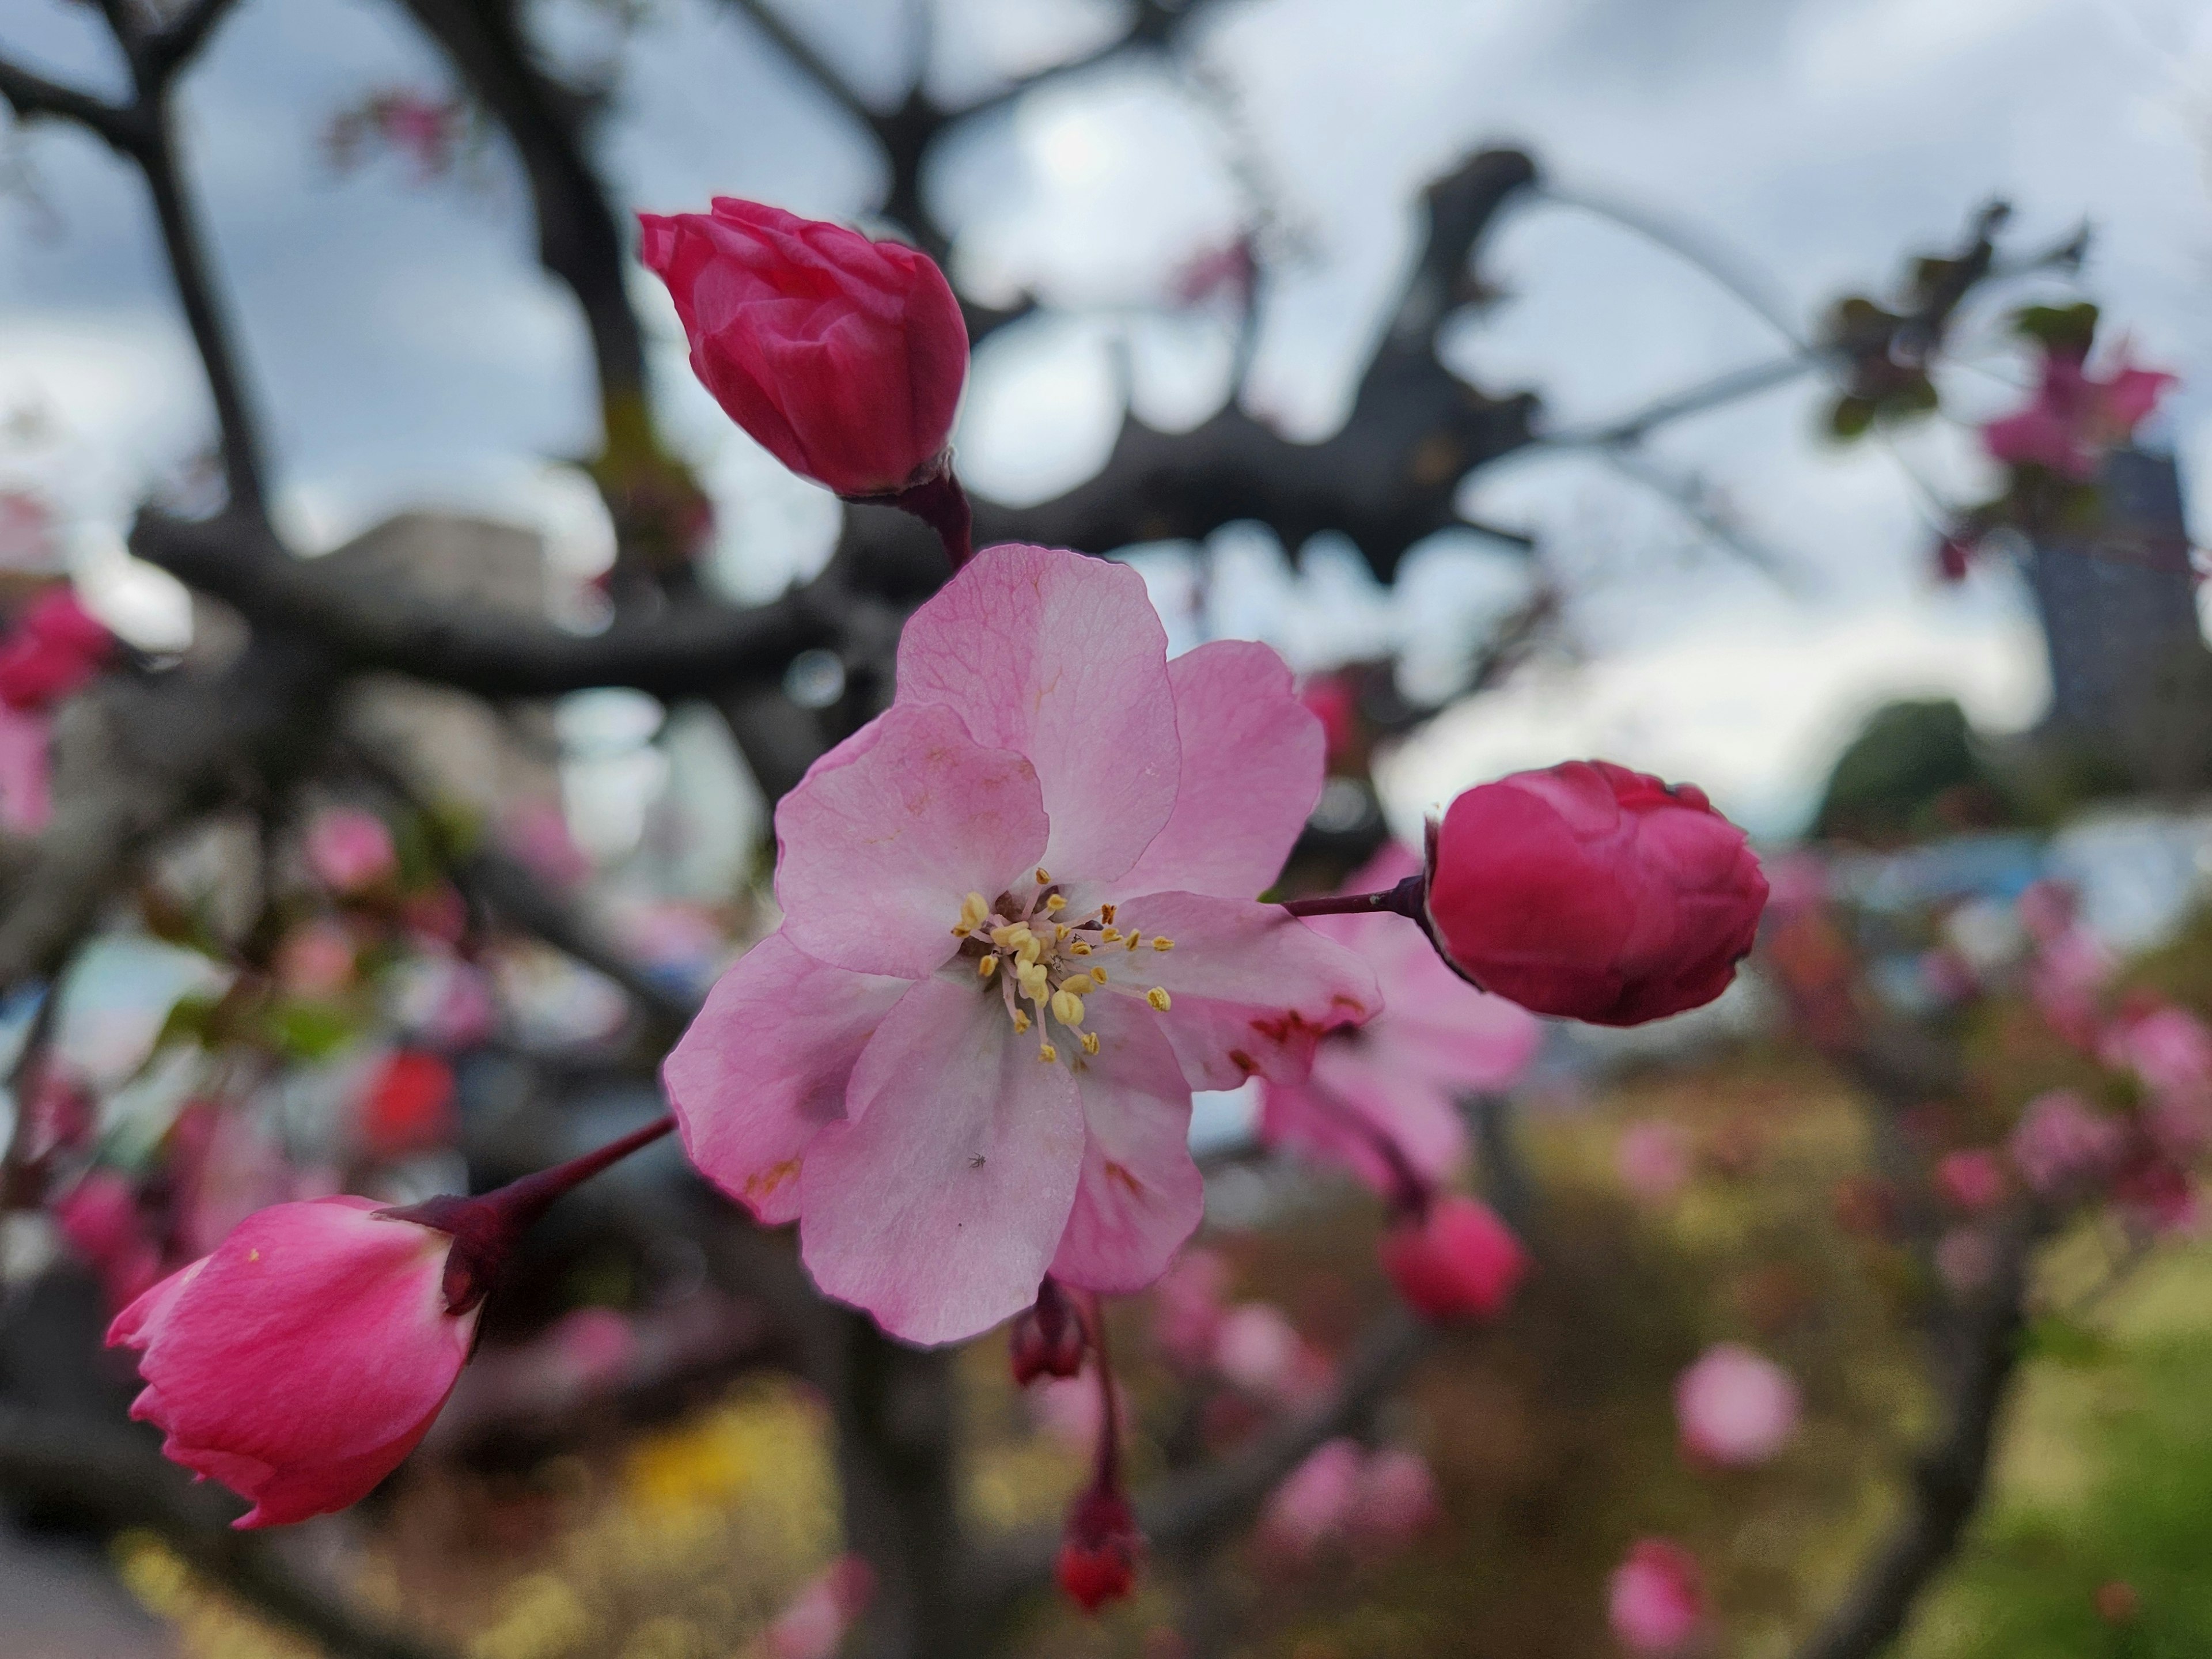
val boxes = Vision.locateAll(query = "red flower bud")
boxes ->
[1378,1194,1526,1323]
[0,588,112,711]
[1055,1484,1142,1613]
[638,199,968,498]
[1010,1277,1087,1386]
[1424,760,1766,1026]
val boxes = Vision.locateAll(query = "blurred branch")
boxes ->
[0,59,141,151]
[722,0,874,130]
[397,0,650,415]
[1540,353,1817,450]
[130,509,838,698]
[1791,1213,2039,1659]
[0,1403,459,1659]
[1597,446,1806,592]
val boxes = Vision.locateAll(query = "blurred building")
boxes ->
[2027,448,2212,794]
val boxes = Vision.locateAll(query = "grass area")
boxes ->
[1901,1240,2212,1659]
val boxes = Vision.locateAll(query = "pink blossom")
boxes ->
[107,1196,476,1526]
[54,1169,163,1313]
[2029,925,2112,1048]
[1259,1438,1364,1558]
[0,704,52,832]
[1151,1247,1230,1373]
[356,1050,456,1160]
[1608,1539,1706,1654]
[767,1555,876,1659]
[1213,1301,1322,1403]
[665,545,1376,1344]
[1616,1120,1692,1204]
[305,807,398,895]
[0,588,111,711]
[2105,1005,2212,1100]
[1983,346,2175,481]
[1346,1446,1441,1553]
[1935,1150,2007,1214]
[1378,1194,1527,1323]
[1674,1343,1799,1468]
[1261,842,1541,1196]
[2016,878,2076,945]
[2009,1090,2124,1197]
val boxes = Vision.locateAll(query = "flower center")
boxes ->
[951,868,1175,1065]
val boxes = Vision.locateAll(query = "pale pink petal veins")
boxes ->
[1050,992,1205,1294]
[1102,890,1379,1089]
[663,930,911,1224]
[799,976,1086,1344]
[773,702,1049,978]
[893,544,1179,884]
[1115,639,1322,900]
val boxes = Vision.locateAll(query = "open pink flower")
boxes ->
[1983,346,2175,481]
[2009,1090,2123,1198]
[1261,843,1541,1195]
[666,545,1376,1344]
[1675,1343,1799,1468]
[639,199,967,498]
[107,1196,476,1527]
[1608,1539,1706,1654]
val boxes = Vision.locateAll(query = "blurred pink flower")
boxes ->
[1616,1120,1692,1204]
[2009,1090,2124,1198]
[502,799,592,888]
[276,919,357,999]
[54,1169,163,1314]
[546,1306,635,1393]
[1259,1438,1363,1558]
[0,491,56,572]
[1152,1247,1230,1374]
[1608,1538,1706,1655]
[1674,1343,1799,1468]
[766,1555,875,1659]
[1983,346,2174,481]
[1935,1150,2007,1214]
[1934,1226,1997,1296]
[1379,1194,1527,1323]
[1029,1361,1131,1452]
[0,588,111,711]
[1261,843,1542,1196]
[1346,1446,1440,1554]
[2028,925,2112,1048]
[2105,1005,2212,1100]
[1213,1302,1327,1405]
[0,704,52,832]
[305,807,398,895]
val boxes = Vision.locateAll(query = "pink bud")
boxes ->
[1212,1302,1309,1400]
[1259,1438,1364,1559]
[1935,1150,2007,1214]
[305,806,398,895]
[1152,1247,1229,1374]
[1347,1446,1440,1554]
[106,1196,476,1527]
[1674,1343,1799,1468]
[1009,1277,1088,1387]
[1608,1539,1706,1654]
[1056,1484,1143,1613]
[0,588,111,711]
[1379,1194,1527,1323]
[1423,762,1767,1026]
[638,199,968,498]
[357,1050,456,1161]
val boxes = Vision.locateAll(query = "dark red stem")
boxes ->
[1085,1290,1121,1493]
[877,463,975,571]
[383,1113,675,1313]
[1279,872,1427,923]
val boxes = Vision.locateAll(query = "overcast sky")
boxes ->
[2,0,2209,837]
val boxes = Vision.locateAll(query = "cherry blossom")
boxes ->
[1982,344,2173,481]
[1260,842,1541,1196]
[1608,1538,1706,1654]
[665,544,1377,1345]
[1674,1343,1800,1468]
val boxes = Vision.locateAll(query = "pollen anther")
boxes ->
[1146,987,1172,1011]
[1038,1043,1058,1063]
[1050,990,1086,1027]
[978,955,998,980]
[1080,1032,1101,1055]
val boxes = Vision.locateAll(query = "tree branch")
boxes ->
[130,509,838,699]
[0,56,141,153]
[141,0,247,82]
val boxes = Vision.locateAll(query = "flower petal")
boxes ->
[1116,640,1322,900]
[895,544,1179,883]
[664,931,912,1224]
[1050,992,1204,1294]
[1260,1041,1468,1196]
[774,702,1049,978]
[799,976,1085,1344]
[1103,891,1380,1090]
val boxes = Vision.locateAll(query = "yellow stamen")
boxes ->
[1012,1008,1031,1033]
[978,955,998,980]
[1146,987,1172,1011]
[1089,965,1108,984]
[1038,1042,1058,1063]
[1035,867,1051,884]
[1017,935,1044,966]
[1050,990,1085,1027]
[1018,963,1050,1000]
[1069,941,1092,955]
[1100,904,1116,923]
[1055,922,1070,941]
[991,923,1029,950]
[1152,937,1175,952]
[1126,934,1143,951]
[1044,893,1066,912]
[1100,927,1122,942]
[960,892,990,931]
[1061,974,1095,996]
[1080,1031,1101,1056]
